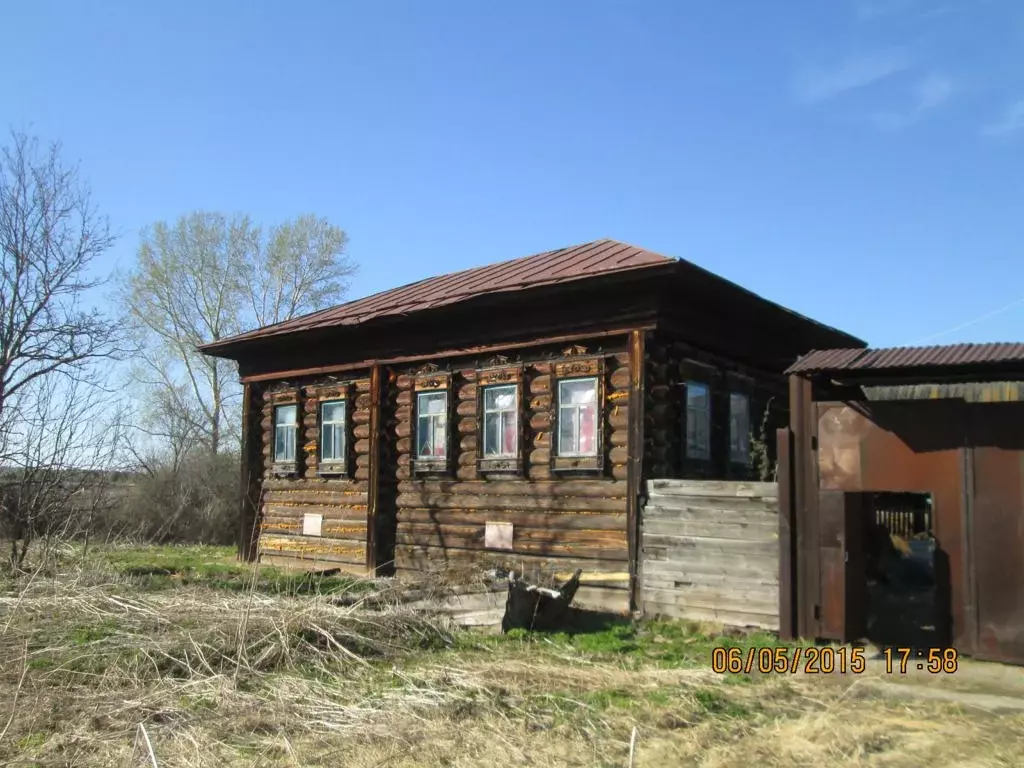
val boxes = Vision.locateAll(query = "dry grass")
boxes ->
[1,549,1023,767]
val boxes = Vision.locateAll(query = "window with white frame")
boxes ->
[320,400,347,464]
[729,392,751,465]
[685,382,711,460]
[482,384,517,457]
[416,391,448,459]
[557,377,599,457]
[273,404,298,463]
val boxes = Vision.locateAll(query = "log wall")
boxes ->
[393,346,634,612]
[640,479,780,629]
[646,331,789,482]
[256,376,376,573]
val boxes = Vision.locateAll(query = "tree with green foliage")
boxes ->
[120,212,355,459]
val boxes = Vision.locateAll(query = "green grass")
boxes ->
[93,544,374,596]
[453,617,794,673]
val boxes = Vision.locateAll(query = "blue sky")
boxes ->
[3,0,1022,348]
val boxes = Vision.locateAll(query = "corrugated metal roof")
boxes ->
[201,239,674,351]
[787,343,1024,375]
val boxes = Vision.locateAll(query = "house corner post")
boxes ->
[626,329,647,614]
[239,381,262,563]
[366,363,383,576]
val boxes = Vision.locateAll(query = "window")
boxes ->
[557,378,599,457]
[729,393,750,465]
[273,404,298,463]
[320,400,347,463]
[685,382,710,460]
[482,384,517,457]
[416,391,448,459]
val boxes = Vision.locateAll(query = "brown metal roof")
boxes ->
[201,239,674,352]
[786,343,1024,375]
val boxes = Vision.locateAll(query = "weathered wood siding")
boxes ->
[394,348,633,612]
[640,479,779,629]
[257,376,374,573]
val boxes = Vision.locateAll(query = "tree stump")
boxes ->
[501,568,583,633]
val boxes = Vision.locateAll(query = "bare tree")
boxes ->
[0,372,128,569]
[0,131,119,431]
[120,212,354,457]
[0,130,124,568]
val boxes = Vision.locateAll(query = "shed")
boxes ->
[201,238,860,612]
[781,343,1024,663]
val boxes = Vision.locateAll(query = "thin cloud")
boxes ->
[981,100,1024,137]
[914,73,954,111]
[856,73,954,130]
[854,0,917,21]
[794,49,911,104]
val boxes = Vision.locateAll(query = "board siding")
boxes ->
[640,479,780,629]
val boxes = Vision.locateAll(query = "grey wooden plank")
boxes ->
[641,518,778,541]
[641,534,779,553]
[642,601,779,630]
[646,480,778,499]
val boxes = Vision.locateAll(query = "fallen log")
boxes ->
[501,568,583,633]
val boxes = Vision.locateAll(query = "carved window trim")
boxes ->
[412,371,452,476]
[268,387,301,476]
[551,357,605,473]
[476,364,524,475]
[312,382,351,477]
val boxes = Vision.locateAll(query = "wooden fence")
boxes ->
[639,479,779,629]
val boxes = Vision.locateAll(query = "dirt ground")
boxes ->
[1,545,1023,767]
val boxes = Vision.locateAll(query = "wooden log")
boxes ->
[611,464,628,481]
[353,423,371,440]
[529,412,551,431]
[399,523,626,547]
[396,422,412,439]
[460,434,477,452]
[397,479,628,498]
[395,375,414,391]
[457,451,476,467]
[529,447,550,466]
[608,409,629,430]
[609,446,629,465]
[455,466,477,481]
[459,383,477,401]
[354,379,372,393]
[393,533,627,559]
[355,393,372,409]
[529,394,551,411]
[609,367,630,391]
[529,465,552,480]
[609,430,629,447]
[395,491,625,513]
[394,405,412,422]
[457,418,477,434]
[397,390,413,407]
[351,408,371,426]
[530,375,551,395]
[456,400,477,417]
[396,509,626,529]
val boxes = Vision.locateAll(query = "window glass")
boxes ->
[416,391,448,459]
[274,404,297,462]
[320,400,346,463]
[482,384,517,457]
[729,393,751,464]
[557,378,599,456]
[685,382,711,460]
